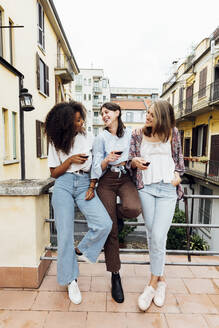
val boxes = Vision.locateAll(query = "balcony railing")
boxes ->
[93,86,102,94]
[174,81,219,120]
[184,158,219,183]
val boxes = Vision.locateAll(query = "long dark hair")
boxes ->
[100,102,125,138]
[44,101,86,154]
[143,100,176,142]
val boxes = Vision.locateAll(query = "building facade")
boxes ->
[0,0,79,180]
[160,27,219,250]
[110,87,159,101]
[72,68,110,136]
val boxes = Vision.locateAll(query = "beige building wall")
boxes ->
[0,0,79,180]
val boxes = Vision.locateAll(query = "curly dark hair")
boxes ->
[100,102,125,138]
[44,101,86,154]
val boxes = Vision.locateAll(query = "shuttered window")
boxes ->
[179,87,184,110]
[185,85,193,113]
[191,124,208,156]
[36,53,49,96]
[0,10,3,57]
[36,120,47,158]
[37,2,45,49]
[198,67,207,98]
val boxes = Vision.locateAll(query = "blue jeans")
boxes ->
[138,182,177,276]
[52,172,112,285]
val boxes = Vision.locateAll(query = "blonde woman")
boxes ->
[128,100,185,311]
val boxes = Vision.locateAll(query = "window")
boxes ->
[12,112,17,159]
[93,127,98,136]
[198,67,207,98]
[103,95,106,102]
[36,120,47,158]
[37,2,45,49]
[9,20,13,64]
[199,186,212,231]
[2,109,9,161]
[0,9,3,56]
[88,94,91,101]
[102,79,107,88]
[94,112,98,117]
[179,87,184,110]
[57,41,61,67]
[126,112,134,122]
[76,94,82,102]
[185,84,193,113]
[191,124,208,156]
[84,94,86,101]
[36,53,49,95]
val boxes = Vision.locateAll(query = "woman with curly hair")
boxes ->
[45,101,112,305]
[128,100,185,311]
[91,102,142,303]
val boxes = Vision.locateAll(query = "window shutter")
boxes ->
[191,127,198,156]
[36,53,40,90]
[45,65,49,96]
[36,120,42,158]
[202,124,208,156]
[199,67,207,98]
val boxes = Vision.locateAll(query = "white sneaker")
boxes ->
[68,280,82,304]
[138,285,155,311]
[153,281,167,307]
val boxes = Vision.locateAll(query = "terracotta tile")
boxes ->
[190,266,219,279]
[87,312,127,328]
[0,291,37,310]
[183,279,218,294]
[39,275,66,292]
[134,264,151,277]
[166,278,188,294]
[148,294,180,313]
[44,311,86,328]
[165,314,208,328]
[79,263,107,276]
[127,313,168,328]
[122,276,147,293]
[120,264,136,277]
[106,292,139,312]
[209,295,219,311]
[69,291,106,312]
[176,294,218,314]
[0,310,48,328]
[46,262,57,276]
[204,314,219,327]
[91,276,110,292]
[32,291,70,311]
[0,267,23,288]
[120,254,148,262]
[213,279,219,289]
[164,266,194,278]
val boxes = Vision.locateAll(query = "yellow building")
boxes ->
[0,0,79,180]
[161,27,219,250]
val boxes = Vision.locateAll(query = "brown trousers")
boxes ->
[97,170,142,272]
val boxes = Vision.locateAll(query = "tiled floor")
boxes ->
[1,255,219,327]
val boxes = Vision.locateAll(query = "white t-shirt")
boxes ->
[48,133,93,173]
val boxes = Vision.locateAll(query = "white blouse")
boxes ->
[48,133,93,173]
[140,137,175,185]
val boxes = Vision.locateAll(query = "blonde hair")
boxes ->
[143,100,175,142]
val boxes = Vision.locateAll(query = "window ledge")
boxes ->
[38,90,48,98]
[37,44,46,56]
[3,159,19,166]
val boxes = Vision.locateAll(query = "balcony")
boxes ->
[54,67,74,84]
[184,158,219,184]
[93,86,102,94]
[174,82,219,121]
[93,101,102,109]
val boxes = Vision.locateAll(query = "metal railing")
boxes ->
[184,159,219,183]
[41,190,219,267]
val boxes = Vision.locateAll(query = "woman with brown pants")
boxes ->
[91,102,142,303]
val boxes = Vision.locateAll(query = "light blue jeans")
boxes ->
[52,172,112,285]
[138,181,177,276]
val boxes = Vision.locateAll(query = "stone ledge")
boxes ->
[0,178,55,196]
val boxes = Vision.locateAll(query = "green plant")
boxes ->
[118,218,137,244]
[166,205,209,251]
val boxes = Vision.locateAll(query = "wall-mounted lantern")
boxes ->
[19,88,35,112]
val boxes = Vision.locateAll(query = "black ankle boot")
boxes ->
[111,272,124,303]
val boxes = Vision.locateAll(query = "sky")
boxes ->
[53,0,219,92]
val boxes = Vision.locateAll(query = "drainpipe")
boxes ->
[19,77,25,180]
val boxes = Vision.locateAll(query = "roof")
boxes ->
[111,99,150,110]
